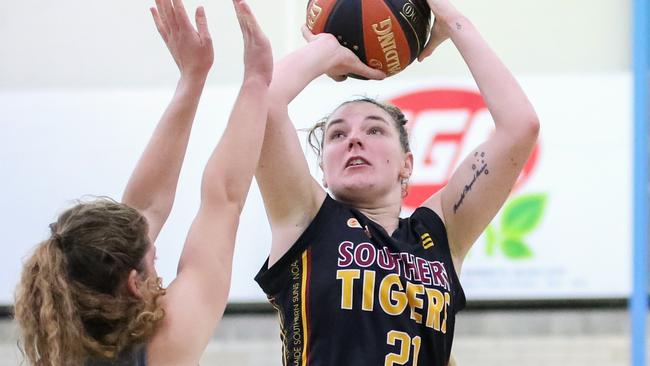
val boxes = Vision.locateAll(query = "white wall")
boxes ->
[0,0,633,304]
[0,0,629,89]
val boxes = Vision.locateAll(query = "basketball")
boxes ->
[306,0,431,77]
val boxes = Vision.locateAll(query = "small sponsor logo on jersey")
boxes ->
[347,218,362,229]
[421,233,434,249]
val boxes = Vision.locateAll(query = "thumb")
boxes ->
[418,33,444,62]
[301,24,317,42]
[349,61,387,80]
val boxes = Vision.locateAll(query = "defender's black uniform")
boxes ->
[256,195,465,366]
[86,345,147,366]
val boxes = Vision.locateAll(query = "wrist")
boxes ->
[437,12,469,35]
[179,71,209,86]
[175,74,208,98]
[242,73,271,88]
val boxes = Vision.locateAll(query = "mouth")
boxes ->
[345,156,370,168]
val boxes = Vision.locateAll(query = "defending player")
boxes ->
[14,0,272,364]
[254,0,538,365]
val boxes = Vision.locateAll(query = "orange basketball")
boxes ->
[306,0,431,77]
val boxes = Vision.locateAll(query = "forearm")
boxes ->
[271,36,339,105]
[122,75,206,215]
[256,41,333,223]
[201,76,269,211]
[444,15,539,139]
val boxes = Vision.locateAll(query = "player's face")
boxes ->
[321,101,412,203]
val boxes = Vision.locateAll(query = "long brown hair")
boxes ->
[14,198,165,365]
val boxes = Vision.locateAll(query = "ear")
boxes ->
[400,152,414,180]
[127,269,143,298]
[320,161,329,188]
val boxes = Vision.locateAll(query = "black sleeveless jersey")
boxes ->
[255,195,466,366]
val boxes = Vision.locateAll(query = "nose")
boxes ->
[347,136,363,151]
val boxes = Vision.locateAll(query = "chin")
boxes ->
[331,182,379,202]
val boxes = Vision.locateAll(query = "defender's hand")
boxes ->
[151,0,214,79]
[234,0,273,85]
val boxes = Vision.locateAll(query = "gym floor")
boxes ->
[0,308,642,365]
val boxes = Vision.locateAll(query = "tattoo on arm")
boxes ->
[453,151,489,214]
[455,22,462,30]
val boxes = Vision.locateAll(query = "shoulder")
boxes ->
[256,195,354,293]
[409,205,448,238]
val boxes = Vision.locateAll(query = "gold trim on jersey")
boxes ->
[301,251,310,365]
[421,233,434,249]
[269,297,287,366]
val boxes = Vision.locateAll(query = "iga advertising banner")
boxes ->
[0,74,631,305]
[289,73,632,300]
[388,79,632,299]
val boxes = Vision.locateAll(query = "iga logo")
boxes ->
[388,88,545,259]
[388,88,539,210]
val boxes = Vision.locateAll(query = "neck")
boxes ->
[359,205,402,235]
[338,192,403,235]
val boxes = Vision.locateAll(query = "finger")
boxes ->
[172,0,193,30]
[301,24,316,42]
[233,0,260,41]
[418,20,445,62]
[150,7,169,42]
[349,61,387,80]
[154,0,168,28]
[417,34,443,62]
[234,0,256,28]
[160,0,178,32]
[417,40,435,62]
[195,6,211,41]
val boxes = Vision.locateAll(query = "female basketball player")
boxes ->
[254,0,538,365]
[14,0,271,365]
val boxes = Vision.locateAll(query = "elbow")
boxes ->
[498,113,539,151]
[200,182,246,215]
[222,189,246,213]
[514,112,540,145]
[526,114,540,142]
[124,195,174,223]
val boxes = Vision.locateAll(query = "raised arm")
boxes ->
[420,1,540,270]
[257,30,385,265]
[147,1,273,364]
[121,0,213,242]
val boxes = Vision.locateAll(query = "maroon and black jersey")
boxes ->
[255,195,465,366]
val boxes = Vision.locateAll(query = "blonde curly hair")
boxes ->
[14,198,165,365]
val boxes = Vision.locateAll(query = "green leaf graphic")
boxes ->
[485,224,496,256]
[501,238,533,259]
[500,193,548,238]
